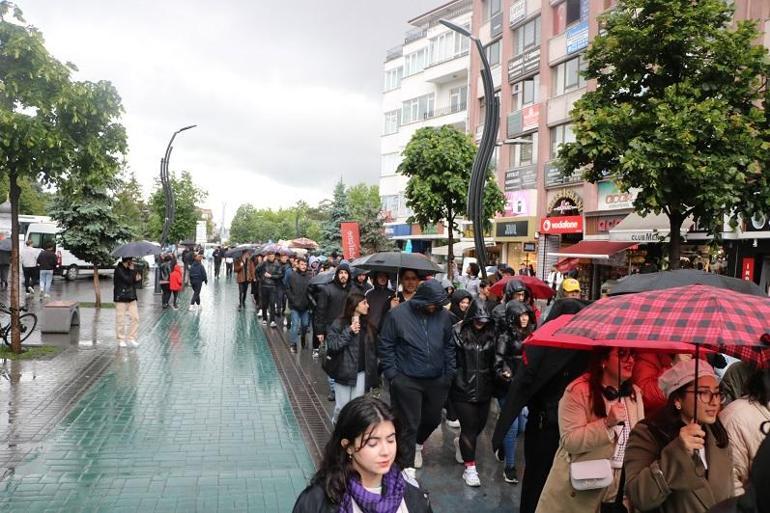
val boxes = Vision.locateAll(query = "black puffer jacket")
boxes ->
[257,258,284,288]
[450,299,497,403]
[314,263,352,336]
[494,300,536,396]
[324,317,378,389]
[287,269,312,311]
[292,480,432,513]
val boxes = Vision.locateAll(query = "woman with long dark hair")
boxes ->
[535,347,643,513]
[292,396,431,513]
[624,359,732,513]
[325,292,378,424]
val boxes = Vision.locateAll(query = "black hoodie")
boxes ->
[313,263,352,336]
[448,289,473,324]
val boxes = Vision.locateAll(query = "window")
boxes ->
[487,0,502,20]
[381,153,401,176]
[383,67,403,91]
[383,110,400,135]
[381,195,399,220]
[487,40,501,67]
[449,86,468,113]
[514,17,540,56]
[401,94,435,124]
[429,29,470,65]
[404,49,427,76]
[28,232,56,250]
[512,74,540,111]
[509,132,538,167]
[550,124,575,159]
[566,0,581,25]
[553,55,587,96]
[454,25,471,55]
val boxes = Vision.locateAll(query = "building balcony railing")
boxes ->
[425,49,470,70]
[405,27,427,44]
[401,103,468,127]
[385,45,403,63]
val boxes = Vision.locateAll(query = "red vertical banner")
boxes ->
[340,222,361,260]
[742,257,755,282]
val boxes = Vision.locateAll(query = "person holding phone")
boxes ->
[113,257,142,348]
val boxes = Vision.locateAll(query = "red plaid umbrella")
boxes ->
[489,275,556,300]
[527,284,770,368]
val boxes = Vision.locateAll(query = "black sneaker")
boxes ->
[327,391,335,402]
[503,466,519,484]
[494,448,505,463]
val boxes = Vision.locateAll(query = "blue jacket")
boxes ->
[188,262,208,285]
[378,279,455,380]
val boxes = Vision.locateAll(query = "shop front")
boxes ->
[733,213,770,294]
[493,216,538,273]
[548,240,637,299]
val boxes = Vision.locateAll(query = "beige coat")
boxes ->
[535,374,644,513]
[624,422,733,513]
[719,398,770,495]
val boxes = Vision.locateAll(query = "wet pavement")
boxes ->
[0,271,522,512]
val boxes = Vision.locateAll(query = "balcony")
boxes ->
[507,104,541,138]
[385,45,403,63]
[405,27,427,44]
[508,47,540,83]
[547,87,586,125]
[401,103,468,127]
[549,21,590,65]
[424,51,469,84]
[510,0,542,28]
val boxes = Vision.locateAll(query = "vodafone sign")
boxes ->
[541,215,584,235]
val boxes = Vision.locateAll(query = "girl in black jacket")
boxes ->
[450,298,497,488]
[292,396,431,513]
[325,293,378,424]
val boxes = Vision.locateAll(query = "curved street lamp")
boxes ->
[440,19,499,280]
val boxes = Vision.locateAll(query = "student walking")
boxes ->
[113,257,141,348]
[169,260,183,309]
[188,254,208,311]
[36,242,57,299]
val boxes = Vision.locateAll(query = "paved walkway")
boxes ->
[0,278,314,512]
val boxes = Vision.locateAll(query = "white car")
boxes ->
[25,223,114,281]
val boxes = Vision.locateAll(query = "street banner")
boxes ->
[742,257,755,282]
[340,222,361,260]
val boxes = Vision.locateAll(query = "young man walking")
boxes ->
[21,239,40,296]
[286,257,312,353]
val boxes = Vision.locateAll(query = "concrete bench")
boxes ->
[41,300,80,334]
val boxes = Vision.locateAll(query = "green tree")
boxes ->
[345,184,394,254]
[0,2,89,351]
[320,179,349,255]
[0,175,51,215]
[346,184,380,219]
[558,0,770,269]
[400,126,504,277]
[113,170,148,239]
[147,171,207,243]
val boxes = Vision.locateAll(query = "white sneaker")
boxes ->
[453,437,464,464]
[188,305,195,311]
[402,467,418,486]
[44,294,50,299]
[446,418,461,429]
[414,444,423,469]
[118,340,127,348]
[270,321,277,328]
[128,340,140,348]
[463,466,481,487]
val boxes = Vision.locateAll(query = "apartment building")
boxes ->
[380,0,473,252]
[468,0,770,296]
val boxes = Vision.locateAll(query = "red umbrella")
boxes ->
[489,275,556,300]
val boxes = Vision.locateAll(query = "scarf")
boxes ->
[340,466,406,513]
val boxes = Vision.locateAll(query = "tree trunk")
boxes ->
[93,266,101,308]
[668,210,684,270]
[447,211,454,280]
[8,170,22,354]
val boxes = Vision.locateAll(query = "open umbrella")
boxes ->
[350,251,442,275]
[225,245,258,258]
[289,237,319,250]
[310,270,335,286]
[111,241,161,258]
[0,239,12,252]
[489,275,555,299]
[609,269,764,297]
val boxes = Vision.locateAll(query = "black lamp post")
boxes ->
[154,124,197,294]
[440,20,499,280]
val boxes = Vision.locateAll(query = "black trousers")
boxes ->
[171,291,179,307]
[389,374,450,468]
[190,282,202,305]
[520,414,560,513]
[444,397,458,422]
[23,266,38,290]
[214,259,222,278]
[161,284,171,306]
[261,286,277,323]
[238,282,249,307]
[225,262,233,277]
[251,280,260,304]
[275,287,286,320]
[454,400,491,463]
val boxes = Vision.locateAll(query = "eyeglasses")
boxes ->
[616,349,636,361]
[685,389,723,404]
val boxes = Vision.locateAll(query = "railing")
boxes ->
[405,27,427,44]
[425,49,470,69]
[400,103,468,127]
[385,45,403,62]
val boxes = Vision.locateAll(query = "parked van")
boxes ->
[25,222,113,281]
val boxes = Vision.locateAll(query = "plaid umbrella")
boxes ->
[529,284,770,368]
[489,275,555,300]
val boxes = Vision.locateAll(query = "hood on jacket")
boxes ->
[542,297,591,325]
[333,262,351,288]
[449,289,473,321]
[505,300,536,329]
[462,298,492,327]
[504,279,531,302]
[410,279,450,310]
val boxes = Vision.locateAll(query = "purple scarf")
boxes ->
[340,466,406,513]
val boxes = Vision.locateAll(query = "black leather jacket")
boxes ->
[450,300,497,403]
[257,259,284,288]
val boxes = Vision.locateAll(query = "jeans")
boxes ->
[289,309,310,347]
[214,259,222,278]
[333,371,365,423]
[498,398,528,468]
[39,270,54,295]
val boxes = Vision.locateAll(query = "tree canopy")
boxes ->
[147,171,207,243]
[558,0,770,268]
[319,179,349,254]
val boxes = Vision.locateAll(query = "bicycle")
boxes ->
[0,302,38,346]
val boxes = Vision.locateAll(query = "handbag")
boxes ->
[569,458,613,491]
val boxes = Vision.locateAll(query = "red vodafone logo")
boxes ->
[540,215,583,234]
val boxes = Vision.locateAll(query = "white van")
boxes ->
[25,223,113,281]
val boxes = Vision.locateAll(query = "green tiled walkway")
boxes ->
[0,280,314,512]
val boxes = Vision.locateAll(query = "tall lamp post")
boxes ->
[154,124,197,294]
[440,19,498,280]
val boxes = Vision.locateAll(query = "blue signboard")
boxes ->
[566,21,589,54]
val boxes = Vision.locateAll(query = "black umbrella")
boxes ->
[350,252,442,275]
[225,245,258,258]
[608,269,764,297]
[0,239,12,252]
[111,241,161,258]
[310,270,335,286]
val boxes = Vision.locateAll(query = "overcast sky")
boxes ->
[20,0,437,226]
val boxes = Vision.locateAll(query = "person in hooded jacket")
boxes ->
[364,271,396,336]
[450,298,497,487]
[257,251,285,327]
[379,279,455,482]
[287,257,312,353]
[352,268,372,295]
[448,289,473,324]
[188,254,208,311]
[315,262,353,402]
[494,300,536,484]
[492,297,591,513]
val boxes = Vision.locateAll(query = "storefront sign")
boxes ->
[597,181,638,211]
[540,215,583,235]
[522,104,540,132]
[523,242,537,252]
[504,191,531,217]
[385,224,411,237]
[566,21,589,54]
[508,47,540,82]
[505,165,538,191]
[545,162,582,188]
[596,216,626,233]
[547,189,583,216]
[496,220,530,238]
[742,257,755,282]
[509,0,526,26]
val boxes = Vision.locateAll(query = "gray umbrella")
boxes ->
[111,241,161,258]
[350,252,442,275]
[224,245,259,258]
[309,270,335,286]
[0,239,12,252]
[608,269,765,297]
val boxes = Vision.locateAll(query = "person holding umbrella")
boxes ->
[624,358,732,513]
[113,257,142,347]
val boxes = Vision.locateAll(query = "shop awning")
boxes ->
[431,240,495,256]
[548,240,637,259]
[609,212,695,242]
